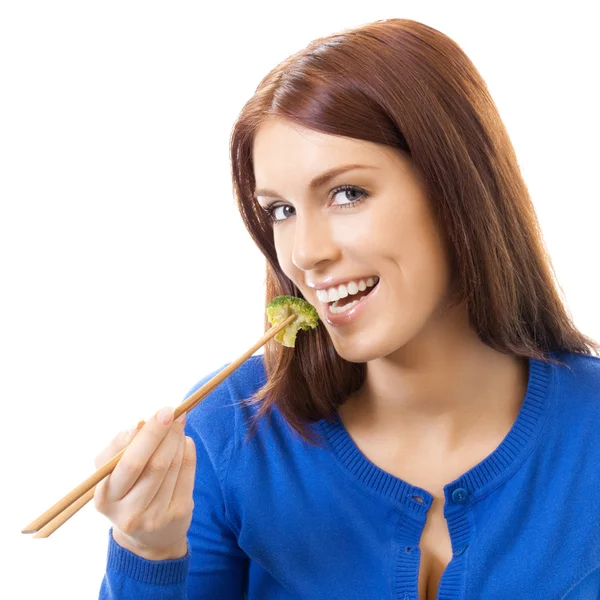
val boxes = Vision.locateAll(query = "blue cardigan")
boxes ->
[99,351,600,599]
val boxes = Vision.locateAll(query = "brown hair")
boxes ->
[228,18,600,447]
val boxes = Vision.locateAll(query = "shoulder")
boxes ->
[181,353,267,450]
[548,350,600,433]
[551,351,600,401]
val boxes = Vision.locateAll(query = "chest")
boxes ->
[417,495,453,600]
[382,457,457,600]
[341,438,489,600]
[234,422,600,600]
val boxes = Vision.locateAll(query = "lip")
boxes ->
[323,279,381,327]
[308,275,378,291]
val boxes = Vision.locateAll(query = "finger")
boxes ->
[94,431,127,472]
[143,429,186,518]
[93,421,145,514]
[105,407,176,502]
[168,436,197,515]
[145,412,187,512]
[93,473,110,513]
[116,417,184,511]
[94,421,145,471]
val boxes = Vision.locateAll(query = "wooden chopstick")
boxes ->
[32,486,97,538]
[22,313,296,537]
[32,421,146,538]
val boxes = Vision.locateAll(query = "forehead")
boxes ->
[252,118,389,182]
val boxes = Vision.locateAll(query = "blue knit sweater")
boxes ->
[99,351,600,599]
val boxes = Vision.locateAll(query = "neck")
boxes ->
[339,306,530,455]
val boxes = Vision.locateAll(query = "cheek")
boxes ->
[329,212,380,248]
[373,204,451,293]
[403,226,453,303]
[273,234,299,285]
[273,227,289,256]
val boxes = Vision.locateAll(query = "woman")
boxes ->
[96,18,600,599]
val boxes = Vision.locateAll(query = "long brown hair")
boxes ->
[228,18,600,447]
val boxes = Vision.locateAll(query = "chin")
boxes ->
[329,325,413,364]
[330,339,387,364]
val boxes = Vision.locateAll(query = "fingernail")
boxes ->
[175,412,186,425]
[156,407,174,426]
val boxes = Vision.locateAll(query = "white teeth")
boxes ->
[330,298,361,314]
[337,285,349,299]
[316,276,379,303]
[347,281,358,295]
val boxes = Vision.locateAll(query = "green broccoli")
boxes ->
[266,295,320,347]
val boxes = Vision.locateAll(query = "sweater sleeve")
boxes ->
[184,409,250,598]
[99,527,191,599]
[99,366,250,599]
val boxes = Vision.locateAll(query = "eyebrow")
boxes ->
[253,164,379,200]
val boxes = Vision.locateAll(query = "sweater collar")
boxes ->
[316,354,556,518]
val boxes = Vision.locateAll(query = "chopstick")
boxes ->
[22,313,296,538]
[31,486,97,538]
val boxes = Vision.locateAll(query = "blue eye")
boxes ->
[332,185,365,205]
[263,185,368,224]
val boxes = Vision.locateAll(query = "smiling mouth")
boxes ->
[326,279,380,315]
[332,285,375,308]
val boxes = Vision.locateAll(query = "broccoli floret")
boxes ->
[266,295,320,347]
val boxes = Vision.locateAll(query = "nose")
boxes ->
[291,209,339,272]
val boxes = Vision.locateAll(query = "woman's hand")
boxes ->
[93,407,196,561]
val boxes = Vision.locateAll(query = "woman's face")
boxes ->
[252,117,456,363]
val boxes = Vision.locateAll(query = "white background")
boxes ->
[2,1,598,598]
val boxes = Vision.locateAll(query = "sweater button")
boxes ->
[455,545,468,556]
[452,488,468,503]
